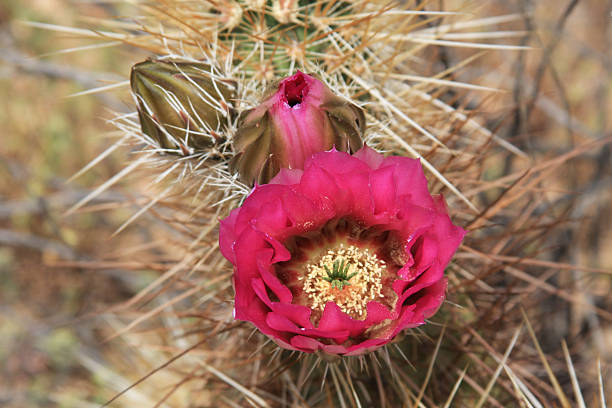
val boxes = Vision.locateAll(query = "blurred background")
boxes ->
[0,0,610,406]
[1,1,140,405]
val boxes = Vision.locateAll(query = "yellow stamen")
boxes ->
[300,244,386,320]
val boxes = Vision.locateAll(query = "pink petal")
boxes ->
[430,213,466,265]
[270,302,314,329]
[408,234,438,276]
[363,301,393,326]
[393,278,448,336]
[233,277,268,326]
[251,277,273,308]
[382,156,433,207]
[299,165,342,211]
[318,302,367,337]
[344,338,389,356]
[218,208,240,263]
[270,168,303,185]
[393,202,435,240]
[290,335,325,353]
[320,343,350,354]
[369,165,398,216]
[279,188,331,234]
[353,145,385,169]
[268,312,350,342]
[419,278,448,320]
[266,312,301,332]
[304,149,370,178]
[272,337,302,352]
[256,248,292,303]
[253,198,294,236]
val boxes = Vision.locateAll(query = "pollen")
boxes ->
[300,244,386,320]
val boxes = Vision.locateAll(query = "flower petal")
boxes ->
[318,302,367,337]
[219,208,240,264]
[270,168,304,185]
[369,165,398,217]
[353,144,385,169]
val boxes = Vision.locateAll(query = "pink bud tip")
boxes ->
[283,71,309,107]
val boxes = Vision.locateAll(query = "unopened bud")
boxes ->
[231,71,365,185]
[130,59,236,154]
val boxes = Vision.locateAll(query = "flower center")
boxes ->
[283,72,308,107]
[300,244,386,319]
[322,258,357,290]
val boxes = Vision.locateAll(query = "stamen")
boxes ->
[300,244,386,319]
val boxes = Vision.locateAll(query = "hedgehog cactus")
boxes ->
[42,1,609,407]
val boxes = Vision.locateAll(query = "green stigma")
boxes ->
[322,258,358,290]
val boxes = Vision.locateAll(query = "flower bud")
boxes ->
[231,71,365,185]
[130,59,236,154]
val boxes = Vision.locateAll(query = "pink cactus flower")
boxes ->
[220,147,465,355]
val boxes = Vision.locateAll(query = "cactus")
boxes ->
[33,1,610,407]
